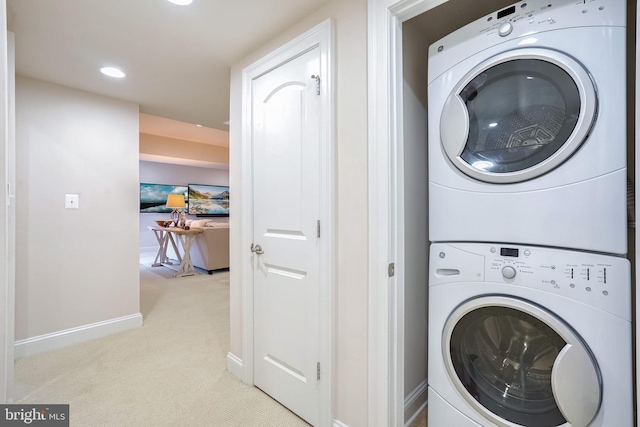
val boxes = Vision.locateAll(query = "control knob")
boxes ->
[502,265,517,279]
[498,22,513,37]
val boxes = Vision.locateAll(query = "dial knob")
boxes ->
[498,22,513,37]
[502,266,517,279]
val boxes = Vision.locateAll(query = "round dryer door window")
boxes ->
[443,296,602,427]
[440,48,597,183]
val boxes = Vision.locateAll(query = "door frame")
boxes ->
[2,11,15,404]
[240,19,335,425]
[367,0,449,425]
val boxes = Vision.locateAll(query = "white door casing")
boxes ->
[1,14,14,403]
[368,0,449,426]
[241,19,334,427]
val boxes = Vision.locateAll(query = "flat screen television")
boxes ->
[140,183,188,213]
[188,184,229,216]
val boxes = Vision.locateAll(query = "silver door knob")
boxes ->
[251,243,264,255]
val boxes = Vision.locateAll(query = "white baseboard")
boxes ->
[14,313,143,359]
[226,351,243,379]
[404,378,428,427]
[332,420,349,427]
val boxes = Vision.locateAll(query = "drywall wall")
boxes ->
[138,160,229,248]
[14,76,141,341]
[229,0,368,424]
[401,19,429,422]
[139,133,229,168]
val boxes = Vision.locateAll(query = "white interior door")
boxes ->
[251,46,322,426]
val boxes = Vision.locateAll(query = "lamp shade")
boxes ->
[166,194,186,209]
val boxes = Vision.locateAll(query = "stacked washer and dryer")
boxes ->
[426,0,632,426]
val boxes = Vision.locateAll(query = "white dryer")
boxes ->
[427,0,627,254]
[428,242,632,427]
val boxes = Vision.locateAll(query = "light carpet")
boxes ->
[13,262,310,427]
[410,408,427,427]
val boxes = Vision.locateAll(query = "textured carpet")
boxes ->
[13,262,310,427]
[410,408,427,427]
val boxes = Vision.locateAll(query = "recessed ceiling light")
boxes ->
[168,0,193,5]
[100,67,126,78]
[195,124,203,127]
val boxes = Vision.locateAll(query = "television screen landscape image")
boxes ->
[140,183,188,213]
[188,184,229,216]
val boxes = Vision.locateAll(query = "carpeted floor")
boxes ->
[12,259,310,426]
[410,407,427,427]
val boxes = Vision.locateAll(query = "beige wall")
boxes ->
[140,133,229,167]
[15,76,141,340]
[228,0,369,424]
[402,19,429,410]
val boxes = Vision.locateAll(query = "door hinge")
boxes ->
[388,263,395,277]
[317,220,321,238]
[311,74,320,95]
[317,362,321,381]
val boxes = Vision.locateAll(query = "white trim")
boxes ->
[240,18,335,427]
[226,351,243,380]
[368,0,449,425]
[404,379,427,427]
[3,24,14,404]
[332,419,350,427]
[367,3,393,425]
[635,2,639,425]
[14,313,143,359]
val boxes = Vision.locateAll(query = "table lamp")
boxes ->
[166,194,186,226]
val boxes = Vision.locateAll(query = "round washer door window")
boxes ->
[440,48,597,183]
[443,296,601,427]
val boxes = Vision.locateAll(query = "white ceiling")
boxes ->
[7,0,333,136]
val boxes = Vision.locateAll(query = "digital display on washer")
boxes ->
[500,248,519,257]
[497,5,516,18]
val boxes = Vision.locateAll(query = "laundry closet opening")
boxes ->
[399,0,565,424]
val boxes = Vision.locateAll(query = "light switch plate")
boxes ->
[65,194,79,209]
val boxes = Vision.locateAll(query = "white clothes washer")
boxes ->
[427,0,627,255]
[428,242,632,427]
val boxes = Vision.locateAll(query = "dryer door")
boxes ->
[440,48,597,184]
[443,296,601,427]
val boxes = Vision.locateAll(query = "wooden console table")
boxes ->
[149,226,203,277]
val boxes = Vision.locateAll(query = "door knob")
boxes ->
[250,243,264,255]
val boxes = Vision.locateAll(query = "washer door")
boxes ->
[440,48,597,183]
[443,296,601,427]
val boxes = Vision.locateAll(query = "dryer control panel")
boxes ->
[430,242,631,320]
[428,0,625,72]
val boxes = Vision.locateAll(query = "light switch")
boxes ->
[65,194,79,209]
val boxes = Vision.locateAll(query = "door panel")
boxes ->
[252,46,321,425]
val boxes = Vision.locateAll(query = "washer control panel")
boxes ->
[431,242,631,319]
